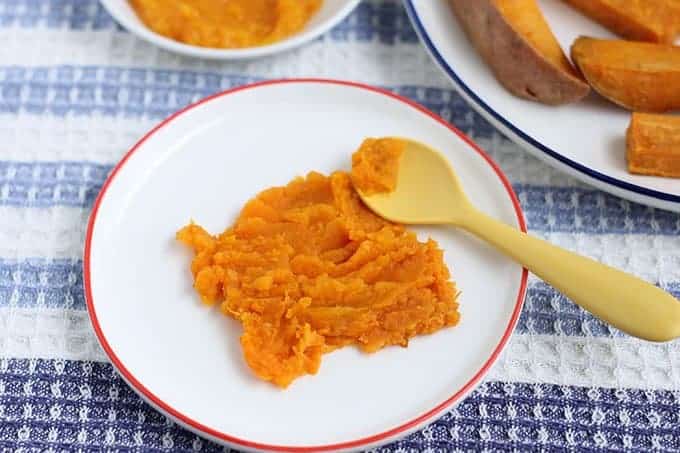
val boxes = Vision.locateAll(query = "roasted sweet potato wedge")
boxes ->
[627,112,680,178]
[449,0,590,105]
[572,37,680,112]
[562,0,680,44]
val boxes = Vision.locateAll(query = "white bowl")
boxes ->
[100,0,360,60]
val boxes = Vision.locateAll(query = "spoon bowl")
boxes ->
[358,138,473,225]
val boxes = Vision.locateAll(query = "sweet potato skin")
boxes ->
[449,0,590,105]
[562,0,680,44]
[627,113,680,178]
[572,37,680,112]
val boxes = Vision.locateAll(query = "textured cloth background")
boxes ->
[1,0,680,451]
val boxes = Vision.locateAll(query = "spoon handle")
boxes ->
[460,207,680,341]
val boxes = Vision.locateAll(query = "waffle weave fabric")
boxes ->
[1,1,680,451]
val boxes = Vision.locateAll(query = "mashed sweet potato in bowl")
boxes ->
[99,0,360,59]
[129,0,323,49]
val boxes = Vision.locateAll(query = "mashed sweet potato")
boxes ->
[351,137,406,195]
[177,139,459,388]
[130,0,322,49]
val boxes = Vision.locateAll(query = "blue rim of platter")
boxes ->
[403,0,680,206]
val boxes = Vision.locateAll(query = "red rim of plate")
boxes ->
[84,78,528,453]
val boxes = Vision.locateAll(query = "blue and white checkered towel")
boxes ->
[1,1,680,451]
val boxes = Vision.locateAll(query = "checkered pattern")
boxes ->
[1,1,680,451]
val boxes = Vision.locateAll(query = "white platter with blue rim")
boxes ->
[404,0,680,212]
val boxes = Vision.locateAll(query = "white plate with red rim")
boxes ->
[84,79,527,452]
[404,0,680,213]
[99,0,360,60]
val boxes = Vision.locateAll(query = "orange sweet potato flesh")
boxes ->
[571,37,680,112]
[351,137,405,195]
[450,0,589,105]
[177,140,459,388]
[627,113,680,178]
[562,0,680,44]
[130,0,322,49]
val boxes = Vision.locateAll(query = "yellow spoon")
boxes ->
[357,138,680,342]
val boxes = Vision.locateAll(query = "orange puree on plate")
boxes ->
[130,0,322,49]
[351,137,406,195]
[176,139,459,388]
